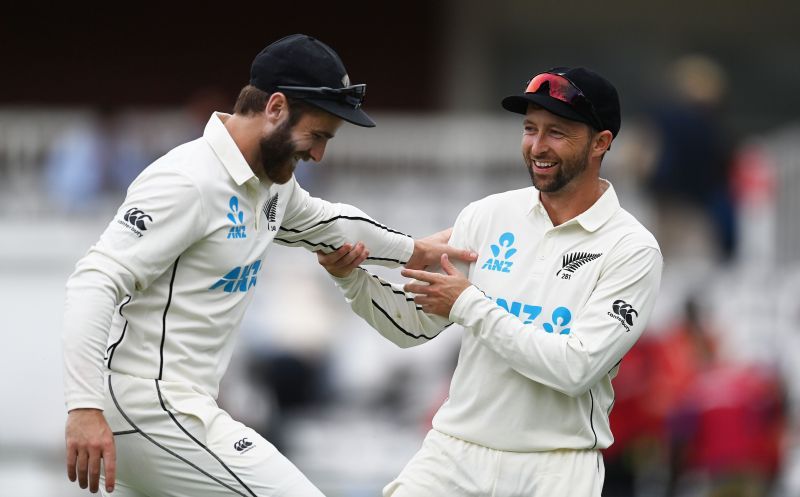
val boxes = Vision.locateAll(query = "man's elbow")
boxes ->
[557,356,597,397]
[558,379,595,397]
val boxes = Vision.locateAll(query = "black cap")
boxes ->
[250,34,375,127]
[502,67,621,137]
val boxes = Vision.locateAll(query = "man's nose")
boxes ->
[308,141,328,162]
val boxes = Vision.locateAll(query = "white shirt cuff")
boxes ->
[449,285,485,324]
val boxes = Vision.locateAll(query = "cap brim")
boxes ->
[501,94,594,129]
[304,99,376,128]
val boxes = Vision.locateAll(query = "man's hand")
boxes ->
[401,254,472,317]
[316,242,369,278]
[406,228,477,270]
[66,408,116,494]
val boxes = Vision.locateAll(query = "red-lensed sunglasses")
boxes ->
[525,72,604,131]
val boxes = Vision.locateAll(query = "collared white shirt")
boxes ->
[63,113,413,410]
[332,182,662,451]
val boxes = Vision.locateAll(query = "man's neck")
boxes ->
[540,178,608,227]
[223,113,262,176]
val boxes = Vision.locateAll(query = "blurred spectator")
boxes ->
[43,107,148,212]
[606,297,785,497]
[644,55,739,263]
[603,336,668,497]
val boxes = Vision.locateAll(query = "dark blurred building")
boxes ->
[4,1,800,135]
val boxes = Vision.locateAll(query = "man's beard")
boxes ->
[258,119,297,184]
[527,140,591,193]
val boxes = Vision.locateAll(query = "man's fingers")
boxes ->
[66,445,77,482]
[76,449,89,489]
[331,243,354,262]
[404,282,432,295]
[413,295,434,306]
[446,247,478,263]
[316,244,350,266]
[339,242,366,267]
[88,448,102,493]
[104,441,116,493]
[440,253,456,275]
[400,268,438,283]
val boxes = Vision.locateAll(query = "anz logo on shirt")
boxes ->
[226,196,247,239]
[209,260,262,293]
[490,295,573,335]
[480,232,517,273]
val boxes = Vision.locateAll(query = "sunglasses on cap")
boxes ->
[525,72,603,131]
[276,84,366,109]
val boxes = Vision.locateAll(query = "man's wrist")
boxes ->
[448,285,482,323]
[330,268,360,286]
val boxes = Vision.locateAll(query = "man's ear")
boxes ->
[592,130,614,157]
[265,92,289,124]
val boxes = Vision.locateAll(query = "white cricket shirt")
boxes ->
[332,182,662,452]
[63,113,413,411]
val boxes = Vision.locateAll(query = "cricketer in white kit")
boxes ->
[62,34,477,497]
[319,66,663,496]
[330,183,661,495]
[63,111,414,496]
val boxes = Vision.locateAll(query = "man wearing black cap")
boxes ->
[318,67,663,496]
[61,34,476,496]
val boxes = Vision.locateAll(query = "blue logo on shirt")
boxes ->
[209,260,261,293]
[492,296,573,335]
[227,196,247,239]
[480,232,517,273]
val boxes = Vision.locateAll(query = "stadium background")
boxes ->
[2,1,800,496]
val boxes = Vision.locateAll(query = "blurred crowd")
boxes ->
[3,54,800,497]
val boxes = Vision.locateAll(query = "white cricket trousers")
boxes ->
[100,372,325,497]
[383,429,605,497]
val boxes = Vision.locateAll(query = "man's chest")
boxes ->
[183,186,290,291]
[469,226,608,334]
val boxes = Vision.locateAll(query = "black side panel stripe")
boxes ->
[274,238,406,264]
[155,380,257,497]
[112,429,137,436]
[105,295,133,366]
[158,258,180,380]
[589,388,598,449]
[107,376,249,497]
[119,294,132,316]
[106,321,128,369]
[370,299,451,340]
[279,215,411,238]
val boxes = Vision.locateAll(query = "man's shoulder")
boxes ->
[608,208,661,252]
[466,186,535,213]
[138,138,222,186]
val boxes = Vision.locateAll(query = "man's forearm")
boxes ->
[63,266,124,410]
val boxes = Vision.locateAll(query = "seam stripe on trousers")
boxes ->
[155,380,257,497]
[589,388,597,449]
[107,376,250,497]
